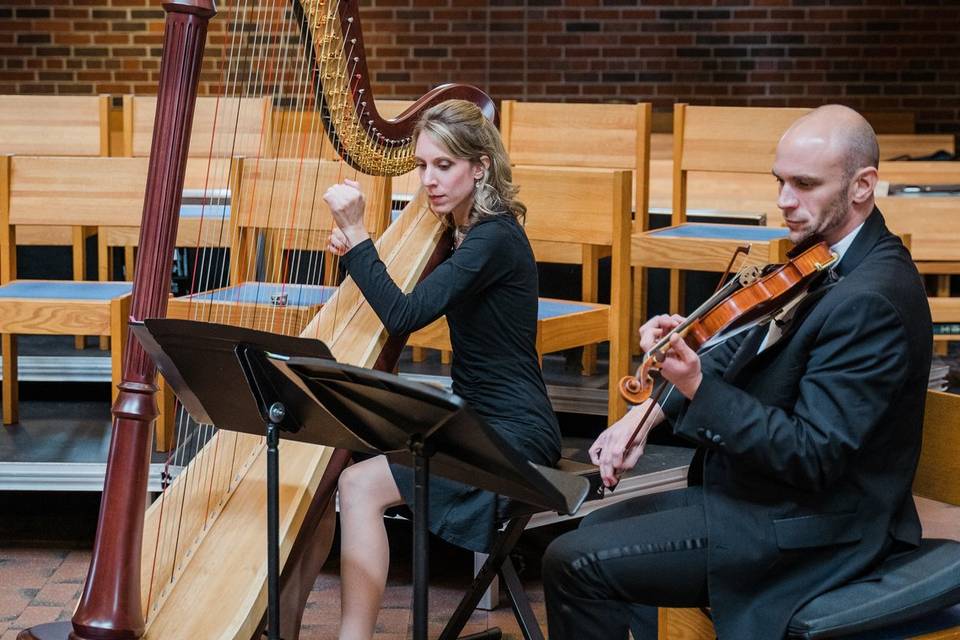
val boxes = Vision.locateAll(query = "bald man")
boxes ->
[543,105,933,639]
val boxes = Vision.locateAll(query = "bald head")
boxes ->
[781,105,879,181]
[773,105,880,245]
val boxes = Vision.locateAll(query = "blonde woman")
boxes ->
[324,99,561,640]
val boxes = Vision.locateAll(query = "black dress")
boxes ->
[340,214,561,552]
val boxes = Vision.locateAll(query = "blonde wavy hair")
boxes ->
[413,99,526,229]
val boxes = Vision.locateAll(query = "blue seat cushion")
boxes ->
[649,223,788,241]
[0,281,133,300]
[184,282,335,307]
[788,538,960,639]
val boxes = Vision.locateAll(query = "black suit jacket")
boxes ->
[664,210,932,638]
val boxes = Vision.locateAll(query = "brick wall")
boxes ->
[1,0,958,135]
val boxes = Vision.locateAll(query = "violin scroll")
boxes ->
[618,374,653,405]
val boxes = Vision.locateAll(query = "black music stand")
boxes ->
[132,319,590,640]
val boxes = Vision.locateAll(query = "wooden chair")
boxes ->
[0,94,113,348]
[107,95,273,281]
[407,166,633,418]
[633,104,803,315]
[500,100,651,365]
[0,156,142,424]
[659,389,960,640]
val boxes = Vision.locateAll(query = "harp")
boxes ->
[19,2,495,639]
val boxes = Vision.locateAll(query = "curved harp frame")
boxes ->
[19,1,496,640]
[294,0,496,175]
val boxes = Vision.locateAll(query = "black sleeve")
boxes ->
[340,220,513,335]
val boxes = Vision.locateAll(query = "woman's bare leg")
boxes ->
[337,455,404,640]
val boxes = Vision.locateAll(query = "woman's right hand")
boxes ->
[323,178,371,248]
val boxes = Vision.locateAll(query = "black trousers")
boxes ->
[543,486,710,640]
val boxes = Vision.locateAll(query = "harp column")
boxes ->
[18,2,217,640]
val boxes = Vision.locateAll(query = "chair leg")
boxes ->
[110,296,130,406]
[437,516,531,640]
[2,333,18,424]
[74,226,87,351]
[98,236,111,351]
[658,607,715,639]
[499,556,545,640]
[669,270,685,315]
[412,347,426,362]
[154,374,176,452]
[581,245,601,376]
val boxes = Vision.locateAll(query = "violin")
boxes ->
[619,241,839,405]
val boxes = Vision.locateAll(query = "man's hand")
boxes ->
[638,314,703,400]
[661,333,703,400]
[590,400,664,488]
[638,314,685,353]
[323,178,370,248]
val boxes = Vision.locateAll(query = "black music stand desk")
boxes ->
[132,319,590,640]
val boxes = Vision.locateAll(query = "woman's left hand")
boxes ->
[327,227,351,256]
[323,178,370,247]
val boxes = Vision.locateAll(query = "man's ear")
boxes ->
[851,166,878,204]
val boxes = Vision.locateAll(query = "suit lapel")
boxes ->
[723,325,768,383]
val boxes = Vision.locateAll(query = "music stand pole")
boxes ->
[265,402,286,640]
[410,435,431,640]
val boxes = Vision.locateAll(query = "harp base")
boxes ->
[17,622,72,640]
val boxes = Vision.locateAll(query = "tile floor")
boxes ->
[0,515,554,640]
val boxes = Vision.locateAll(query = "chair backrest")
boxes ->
[673,106,956,227]
[501,100,651,229]
[672,104,809,225]
[877,134,955,160]
[0,156,149,281]
[875,162,960,263]
[517,165,632,251]
[229,158,391,282]
[914,390,960,507]
[0,95,110,157]
[123,95,272,158]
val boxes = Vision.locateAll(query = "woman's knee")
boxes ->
[337,457,400,510]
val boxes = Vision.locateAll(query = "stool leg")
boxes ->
[437,516,530,640]
[2,334,18,424]
[500,557,545,640]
